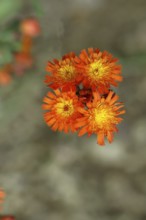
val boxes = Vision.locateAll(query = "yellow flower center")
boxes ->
[88,60,108,80]
[55,99,74,117]
[59,64,76,81]
[93,104,116,130]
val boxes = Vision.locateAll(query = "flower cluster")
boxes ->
[43,48,125,145]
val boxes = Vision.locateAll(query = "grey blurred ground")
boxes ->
[0,0,146,219]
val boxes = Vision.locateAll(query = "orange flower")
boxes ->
[45,52,81,91]
[0,216,15,220]
[0,189,5,200]
[42,89,82,133]
[0,69,12,85]
[20,18,40,55]
[20,18,41,37]
[76,90,125,145]
[75,48,122,94]
[0,189,5,211]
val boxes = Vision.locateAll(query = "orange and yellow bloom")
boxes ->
[75,48,122,94]
[76,90,125,145]
[42,89,82,133]
[45,52,81,91]
[43,48,125,146]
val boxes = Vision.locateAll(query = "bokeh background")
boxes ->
[0,0,146,219]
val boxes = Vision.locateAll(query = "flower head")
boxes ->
[76,90,125,145]
[42,89,82,133]
[45,52,81,91]
[20,18,41,37]
[0,189,5,211]
[75,48,122,94]
[0,69,12,85]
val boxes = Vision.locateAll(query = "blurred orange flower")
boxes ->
[42,89,82,133]
[76,91,125,145]
[45,52,81,91]
[0,69,12,85]
[75,48,122,94]
[20,18,41,37]
[0,216,15,220]
[20,18,41,55]
[0,189,5,211]
[43,48,125,145]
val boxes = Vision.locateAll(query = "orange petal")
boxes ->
[113,75,123,81]
[43,97,52,103]
[117,110,126,115]
[93,91,100,102]
[51,121,59,131]
[77,107,87,114]
[78,126,88,136]
[97,132,105,146]
[46,117,56,125]
[54,89,61,96]
[47,91,56,99]
[75,120,87,128]
[58,122,64,131]
[105,91,114,103]
[109,95,119,105]
[107,131,114,143]
[42,104,50,110]
[44,113,54,120]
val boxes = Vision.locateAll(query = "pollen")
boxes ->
[89,60,108,80]
[94,104,116,130]
[55,99,74,117]
[59,64,75,81]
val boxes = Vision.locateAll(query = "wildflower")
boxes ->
[0,69,12,85]
[76,90,125,145]
[42,89,82,133]
[0,189,5,201]
[0,216,15,220]
[0,189,5,211]
[45,52,81,91]
[43,48,125,145]
[75,48,122,94]
[20,18,40,59]
[20,18,41,37]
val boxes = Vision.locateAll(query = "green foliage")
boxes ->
[0,0,22,24]
[0,0,22,66]
[31,0,44,17]
[0,29,21,66]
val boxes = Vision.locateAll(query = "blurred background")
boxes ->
[0,0,146,219]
